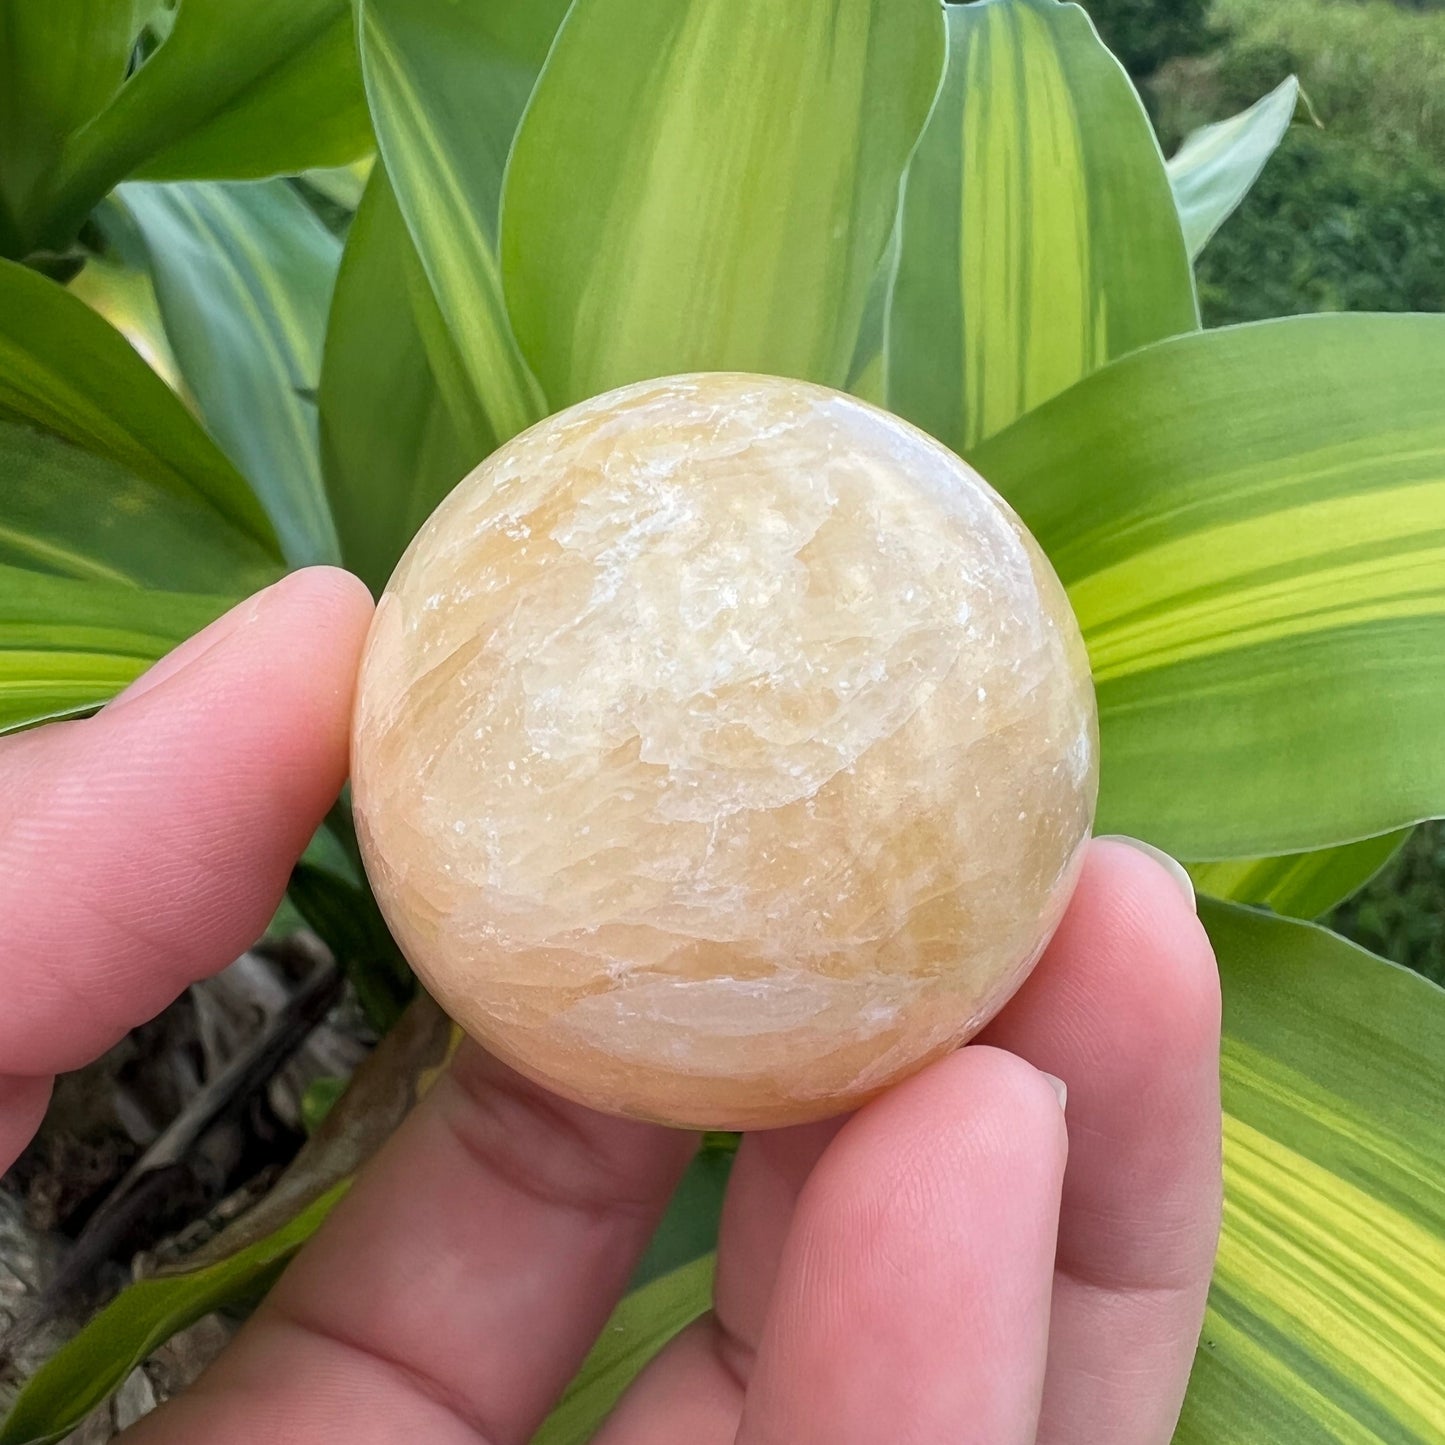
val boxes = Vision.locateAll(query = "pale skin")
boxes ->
[0,568,1223,1444]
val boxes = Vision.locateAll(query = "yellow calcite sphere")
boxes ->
[352,374,1097,1130]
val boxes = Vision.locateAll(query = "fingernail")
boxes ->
[1041,1071,1068,1111]
[1095,835,1197,912]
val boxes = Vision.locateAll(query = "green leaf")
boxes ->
[971,313,1445,860]
[320,165,488,594]
[299,1075,348,1135]
[886,0,1197,457]
[358,0,564,439]
[35,1,370,250]
[502,0,945,407]
[845,221,901,406]
[116,180,343,566]
[288,857,414,1031]
[131,9,369,183]
[0,1183,348,1445]
[298,814,361,890]
[0,0,135,250]
[1190,832,1409,920]
[0,564,232,733]
[1180,902,1445,1442]
[1167,76,1300,261]
[68,252,184,394]
[535,1256,716,1445]
[0,0,134,151]
[0,420,274,593]
[287,796,415,1030]
[301,165,371,216]
[631,1142,734,1289]
[0,256,281,576]
[298,159,374,220]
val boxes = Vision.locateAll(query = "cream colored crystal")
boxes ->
[352,373,1098,1130]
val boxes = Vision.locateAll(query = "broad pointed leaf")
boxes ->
[1190,831,1408,920]
[34,1,370,251]
[117,180,343,566]
[0,0,135,252]
[132,10,369,183]
[502,0,946,407]
[0,421,275,595]
[320,166,489,594]
[887,0,1197,456]
[972,313,1445,859]
[1180,902,1445,1442]
[358,0,565,439]
[535,1256,716,1445]
[0,564,232,733]
[0,256,280,572]
[1168,76,1300,260]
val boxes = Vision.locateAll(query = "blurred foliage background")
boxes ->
[1090,0,1445,984]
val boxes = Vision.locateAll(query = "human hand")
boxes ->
[0,570,1221,1444]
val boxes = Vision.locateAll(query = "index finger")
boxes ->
[0,567,372,1086]
[979,837,1223,1445]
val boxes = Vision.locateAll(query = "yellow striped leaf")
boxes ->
[0,421,272,599]
[0,564,233,733]
[1181,902,1445,1442]
[358,0,564,441]
[117,180,343,566]
[0,251,278,566]
[886,0,1197,456]
[501,0,945,408]
[972,313,1445,859]
[1189,832,1408,921]
[320,164,489,595]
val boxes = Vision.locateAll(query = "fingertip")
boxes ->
[739,1046,1067,1443]
[1072,840,1222,1059]
[904,1045,1070,1168]
[244,567,375,768]
[1085,838,1200,939]
[110,565,374,812]
[270,565,377,638]
[233,565,375,684]
[108,567,374,715]
[1093,835,1196,913]
[875,1043,1069,1131]
[802,1045,1069,1246]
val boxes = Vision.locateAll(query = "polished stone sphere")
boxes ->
[352,373,1097,1129]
